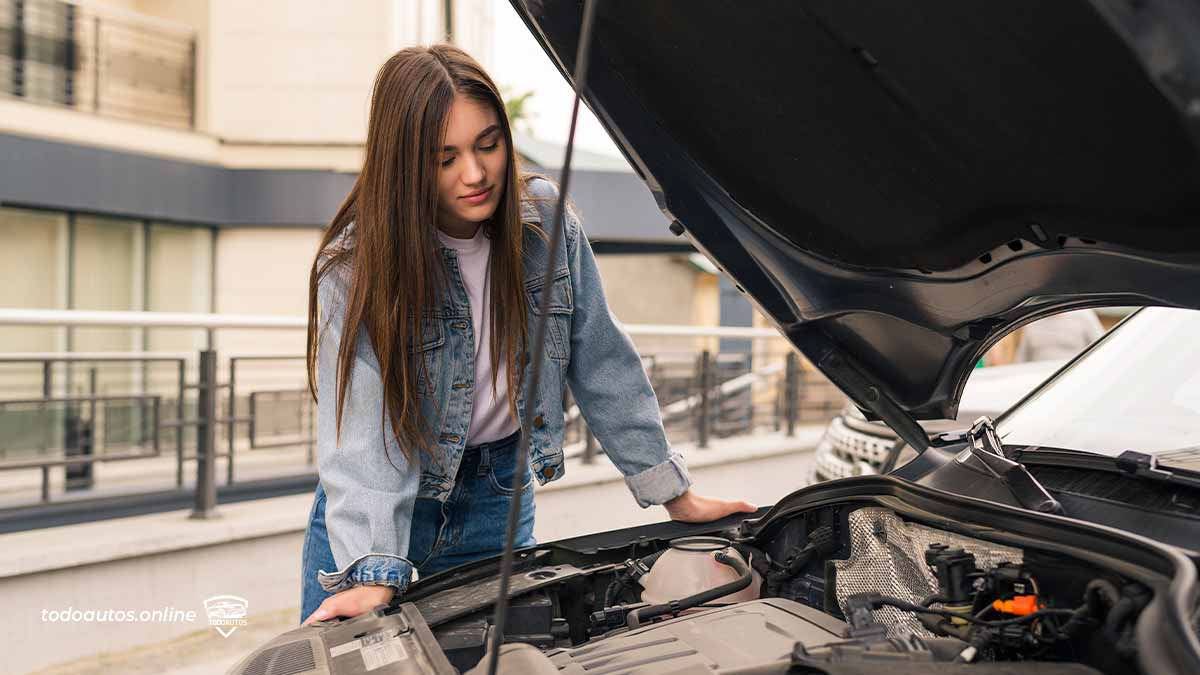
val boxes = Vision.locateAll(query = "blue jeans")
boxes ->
[300,432,536,623]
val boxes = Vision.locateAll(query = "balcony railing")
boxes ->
[0,0,196,129]
[0,309,847,531]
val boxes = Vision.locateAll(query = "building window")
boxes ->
[0,207,67,455]
[0,207,68,353]
[72,214,142,354]
[0,206,68,388]
[0,208,216,456]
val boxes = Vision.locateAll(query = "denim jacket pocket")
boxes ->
[408,316,445,393]
[526,268,573,362]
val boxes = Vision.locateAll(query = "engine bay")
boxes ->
[434,506,1147,674]
[231,496,1185,674]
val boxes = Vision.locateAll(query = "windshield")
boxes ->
[998,307,1200,471]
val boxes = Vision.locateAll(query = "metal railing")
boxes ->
[1,0,197,129]
[0,308,844,528]
[0,310,306,521]
[0,352,187,487]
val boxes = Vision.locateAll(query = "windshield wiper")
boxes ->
[1010,446,1200,490]
[965,417,1065,515]
[1114,450,1200,488]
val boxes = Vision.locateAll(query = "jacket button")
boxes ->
[452,321,468,330]
[440,433,461,443]
[533,415,545,429]
[452,382,469,389]
[541,466,555,479]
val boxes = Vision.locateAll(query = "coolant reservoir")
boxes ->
[638,536,761,605]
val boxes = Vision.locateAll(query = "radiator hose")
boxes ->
[626,551,752,629]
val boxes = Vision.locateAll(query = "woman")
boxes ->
[300,44,755,625]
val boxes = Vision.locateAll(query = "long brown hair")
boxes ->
[306,44,529,460]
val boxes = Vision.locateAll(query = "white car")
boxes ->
[815,359,1065,481]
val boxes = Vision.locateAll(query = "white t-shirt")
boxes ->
[436,226,520,444]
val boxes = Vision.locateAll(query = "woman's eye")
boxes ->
[440,156,455,167]
[479,143,499,152]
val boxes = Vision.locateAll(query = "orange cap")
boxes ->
[992,595,1041,616]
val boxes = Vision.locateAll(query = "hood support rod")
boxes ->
[817,348,930,454]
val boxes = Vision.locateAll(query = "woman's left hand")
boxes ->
[663,489,757,523]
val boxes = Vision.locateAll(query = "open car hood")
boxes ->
[512,0,1200,448]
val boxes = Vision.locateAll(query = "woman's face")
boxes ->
[435,94,508,237]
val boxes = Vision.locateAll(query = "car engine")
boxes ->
[231,499,1168,675]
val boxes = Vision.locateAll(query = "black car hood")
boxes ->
[512,1,1200,448]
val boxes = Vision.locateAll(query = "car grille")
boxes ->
[237,639,318,675]
[814,406,900,480]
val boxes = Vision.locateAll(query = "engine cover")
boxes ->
[546,598,844,673]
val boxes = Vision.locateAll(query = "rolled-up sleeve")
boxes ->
[550,187,692,507]
[314,267,420,594]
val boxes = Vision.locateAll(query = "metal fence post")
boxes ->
[785,352,798,437]
[176,359,185,486]
[191,349,219,519]
[697,350,711,448]
[42,359,53,499]
[740,353,753,435]
[227,359,236,485]
[88,366,97,433]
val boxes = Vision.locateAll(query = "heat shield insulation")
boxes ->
[833,507,1024,638]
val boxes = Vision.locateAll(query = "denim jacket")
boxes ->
[315,178,692,594]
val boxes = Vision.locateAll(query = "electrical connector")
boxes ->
[992,595,1041,616]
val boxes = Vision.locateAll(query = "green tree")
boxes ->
[502,87,536,134]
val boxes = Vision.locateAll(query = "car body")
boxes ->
[233,2,1200,673]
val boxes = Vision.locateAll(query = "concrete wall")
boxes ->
[213,228,322,366]
[692,273,722,355]
[207,0,393,144]
[592,254,718,355]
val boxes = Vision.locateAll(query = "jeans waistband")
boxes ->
[463,430,520,454]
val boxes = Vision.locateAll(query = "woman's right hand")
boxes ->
[302,584,397,625]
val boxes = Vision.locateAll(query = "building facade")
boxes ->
[0,0,740,457]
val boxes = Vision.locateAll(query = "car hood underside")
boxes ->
[512,0,1200,448]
